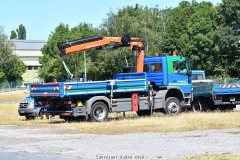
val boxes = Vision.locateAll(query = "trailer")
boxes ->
[192,70,240,111]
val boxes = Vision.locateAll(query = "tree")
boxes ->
[183,1,218,77]
[16,24,26,40]
[0,27,26,82]
[214,0,240,77]
[160,1,195,55]
[100,4,165,55]
[10,30,17,39]
[39,23,96,82]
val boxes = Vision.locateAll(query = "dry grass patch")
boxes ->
[0,93,240,134]
[0,93,29,101]
[187,154,240,160]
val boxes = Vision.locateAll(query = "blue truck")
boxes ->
[192,70,240,111]
[30,35,193,122]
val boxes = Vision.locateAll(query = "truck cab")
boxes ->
[191,70,206,80]
[143,55,193,108]
[191,70,240,111]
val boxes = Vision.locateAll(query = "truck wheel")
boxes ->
[165,97,181,116]
[89,102,108,122]
[192,100,200,112]
[136,110,151,117]
[39,109,43,119]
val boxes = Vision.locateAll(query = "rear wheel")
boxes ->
[89,102,108,122]
[164,97,181,116]
[39,109,43,119]
[192,100,201,112]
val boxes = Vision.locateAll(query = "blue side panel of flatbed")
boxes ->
[113,72,147,80]
[193,85,213,97]
[193,83,240,97]
[30,73,148,98]
[213,84,240,95]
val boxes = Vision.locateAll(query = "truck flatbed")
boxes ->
[30,78,148,98]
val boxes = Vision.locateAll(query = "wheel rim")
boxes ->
[167,102,179,114]
[93,105,106,120]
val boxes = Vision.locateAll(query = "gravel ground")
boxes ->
[0,125,240,160]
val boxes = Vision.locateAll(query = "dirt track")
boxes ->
[0,125,240,160]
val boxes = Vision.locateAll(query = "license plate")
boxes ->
[20,111,25,113]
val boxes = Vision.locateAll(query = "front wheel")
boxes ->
[89,102,108,122]
[164,97,181,116]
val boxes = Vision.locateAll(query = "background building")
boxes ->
[11,40,47,83]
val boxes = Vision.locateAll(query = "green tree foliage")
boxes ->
[100,4,168,55]
[161,1,196,55]
[10,30,17,39]
[16,24,26,40]
[214,0,240,77]
[39,23,96,82]
[0,27,26,82]
[39,1,240,80]
[184,2,218,77]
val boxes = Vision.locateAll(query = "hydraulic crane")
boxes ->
[57,34,145,73]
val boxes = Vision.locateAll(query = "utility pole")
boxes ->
[84,51,87,82]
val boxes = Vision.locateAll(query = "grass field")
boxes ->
[0,93,240,135]
[1,93,240,159]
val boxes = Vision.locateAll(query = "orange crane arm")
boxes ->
[57,34,144,72]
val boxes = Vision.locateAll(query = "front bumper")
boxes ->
[18,108,38,117]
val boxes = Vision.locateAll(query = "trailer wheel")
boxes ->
[89,102,108,122]
[165,97,181,116]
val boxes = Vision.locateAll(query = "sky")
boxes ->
[1,0,222,40]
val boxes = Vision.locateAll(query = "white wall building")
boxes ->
[11,40,47,82]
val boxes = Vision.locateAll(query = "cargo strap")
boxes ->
[62,60,73,79]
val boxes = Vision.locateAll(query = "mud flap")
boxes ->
[72,107,87,117]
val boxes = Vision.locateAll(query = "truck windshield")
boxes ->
[185,58,192,76]
[175,58,192,76]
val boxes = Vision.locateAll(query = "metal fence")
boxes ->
[212,78,240,84]
[0,81,28,92]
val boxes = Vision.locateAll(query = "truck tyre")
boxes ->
[136,110,151,117]
[89,102,108,122]
[164,97,181,116]
[192,100,200,112]
[39,109,43,119]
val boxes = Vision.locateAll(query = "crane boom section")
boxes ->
[57,34,144,72]
[58,35,143,56]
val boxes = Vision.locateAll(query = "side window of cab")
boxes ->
[143,64,149,72]
[150,63,162,72]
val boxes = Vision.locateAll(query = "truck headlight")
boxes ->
[28,101,34,108]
